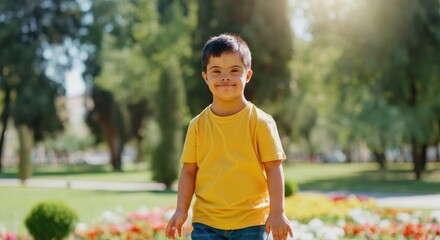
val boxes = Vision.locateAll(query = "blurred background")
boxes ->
[1,0,439,187]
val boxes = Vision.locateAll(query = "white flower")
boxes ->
[378,219,391,228]
[396,212,411,223]
[316,226,344,240]
[430,210,440,223]
[100,210,123,224]
[290,221,314,240]
[294,232,314,240]
[307,218,324,231]
[75,222,88,232]
[348,208,380,225]
[337,219,346,227]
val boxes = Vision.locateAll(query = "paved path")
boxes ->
[0,178,167,191]
[1,178,439,209]
[305,190,440,209]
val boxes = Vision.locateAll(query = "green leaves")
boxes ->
[294,0,440,175]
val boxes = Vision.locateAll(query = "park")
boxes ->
[1,0,440,239]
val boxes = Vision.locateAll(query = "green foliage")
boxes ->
[188,0,293,115]
[83,0,194,170]
[152,58,186,189]
[284,180,299,197]
[294,0,440,176]
[0,0,85,176]
[0,0,83,133]
[25,200,78,240]
[243,0,293,106]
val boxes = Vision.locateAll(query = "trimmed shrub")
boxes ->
[25,200,78,240]
[285,181,299,197]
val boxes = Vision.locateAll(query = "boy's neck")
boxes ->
[210,98,249,116]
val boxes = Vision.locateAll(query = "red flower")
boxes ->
[129,225,142,233]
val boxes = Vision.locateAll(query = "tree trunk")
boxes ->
[110,137,122,171]
[17,124,33,184]
[412,140,423,180]
[0,81,11,172]
[373,151,386,170]
[436,120,440,165]
[305,136,315,162]
[436,140,440,171]
[102,119,123,171]
[373,151,386,180]
[135,136,145,163]
[420,144,428,171]
[437,141,440,162]
[343,146,352,163]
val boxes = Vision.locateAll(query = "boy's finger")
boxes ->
[288,227,293,237]
[166,223,176,239]
[272,229,279,239]
[265,224,271,234]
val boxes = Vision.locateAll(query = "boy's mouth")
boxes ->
[216,84,235,87]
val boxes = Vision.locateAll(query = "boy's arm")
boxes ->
[165,163,198,239]
[264,160,293,240]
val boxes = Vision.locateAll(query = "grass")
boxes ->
[0,186,177,234]
[0,163,153,182]
[1,161,439,235]
[283,161,440,194]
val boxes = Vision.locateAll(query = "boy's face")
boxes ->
[202,52,253,103]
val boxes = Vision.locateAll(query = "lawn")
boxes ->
[0,186,177,235]
[283,161,440,194]
[1,161,439,235]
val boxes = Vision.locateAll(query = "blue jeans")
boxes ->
[191,222,267,240]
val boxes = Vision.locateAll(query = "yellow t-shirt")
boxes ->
[180,102,286,230]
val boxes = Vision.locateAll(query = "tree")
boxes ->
[81,0,157,171]
[301,0,440,179]
[85,87,129,171]
[149,1,192,187]
[0,0,83,179]
[84,0,193,176]
[152,58,186,189]
[187,0,293,116]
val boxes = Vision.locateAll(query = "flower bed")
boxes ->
[2,193,439,240]
[72,207,190,240]
[285,194,440,240]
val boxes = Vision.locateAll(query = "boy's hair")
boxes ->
[201,33,252,72]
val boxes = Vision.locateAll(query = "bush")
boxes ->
[25,200,78,240]
[285,181,299,197]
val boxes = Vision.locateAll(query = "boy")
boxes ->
[165,33,293,240]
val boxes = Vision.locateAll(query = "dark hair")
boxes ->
[201,33,252,72]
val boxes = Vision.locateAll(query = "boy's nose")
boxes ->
[221,73,230,81]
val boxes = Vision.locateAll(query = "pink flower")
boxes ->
[1,233,17,240]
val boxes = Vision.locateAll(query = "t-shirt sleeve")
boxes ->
[180,120,197,163]
[257,115,286,162]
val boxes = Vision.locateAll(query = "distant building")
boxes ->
[64,94,89,137]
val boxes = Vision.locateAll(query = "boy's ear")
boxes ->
[202,71,208,83]
[246,69,253,83]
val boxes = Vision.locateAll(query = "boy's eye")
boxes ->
[231,68,241,74]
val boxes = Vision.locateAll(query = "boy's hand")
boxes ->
[165,210,188,239]
[265,212,293,240]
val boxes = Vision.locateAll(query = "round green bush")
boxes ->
[25,200,78,240]
[284,181,299,197]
